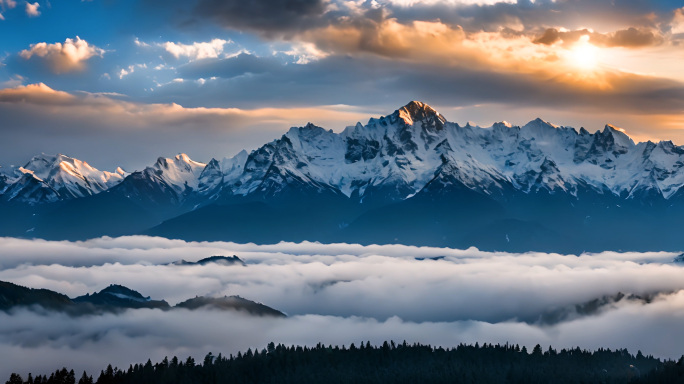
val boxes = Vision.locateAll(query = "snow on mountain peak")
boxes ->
[0,153,128,203]
[493,121,513,129]
[155,153,204,169]
[151,153,206,192]
[602,124,635,148]
[396,100,446,128]
[212,103,684,202]
[3,103,684,205]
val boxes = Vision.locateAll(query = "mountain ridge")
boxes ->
[3,101,682,204]
[1,280,285,317]
[2,101,684,252]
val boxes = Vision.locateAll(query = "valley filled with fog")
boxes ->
[1,236,684,378]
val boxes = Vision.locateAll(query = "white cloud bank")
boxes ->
[1,236,684,378]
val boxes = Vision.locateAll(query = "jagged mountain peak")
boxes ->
[529,117,556,126]
[601,124,635,146]
[396,100,446,128]
[521,117,558,133]
[155,153,205,170]
[23,153,86,177]
[589,124,634,154]
[205,158,220,168]
[0,152,128,203]
[3,104,684,210]
[124,153,208,202]
[604,123,625,132]
[492,121,513,129]
[21,153,126,179]
[285,122,332,142]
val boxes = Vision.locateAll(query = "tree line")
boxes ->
[6,341,684,383]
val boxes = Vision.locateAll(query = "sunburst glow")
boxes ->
[569,35,599,70]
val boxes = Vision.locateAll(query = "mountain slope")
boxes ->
[73,284,170,310]
[1,280,285,317]
[3,101,684,252]
[0,154,126,204]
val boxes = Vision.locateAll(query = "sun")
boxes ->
[569,35,599,70]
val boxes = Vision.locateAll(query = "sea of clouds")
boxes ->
[1,236,684,378]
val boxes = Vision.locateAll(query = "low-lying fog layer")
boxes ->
[0,236,683,378]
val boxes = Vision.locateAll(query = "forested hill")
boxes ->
[6,342,684,384]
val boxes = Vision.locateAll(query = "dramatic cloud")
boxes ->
[385,0,673,34]
[188,0,674,38]
[2,0,684,172]
[0,83,368,169]
[194,0,328,35]
[162,39,231,60]
[534,27,663,48]
[2,237,684,378]
[24,1,38,17]
[19,37,104,74]
[2,78,684,170]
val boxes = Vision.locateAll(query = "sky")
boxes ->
[3,236,684,378]
[1,0,684,170]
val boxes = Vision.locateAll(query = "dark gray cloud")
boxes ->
[194,0,328,36]
[387,0,675,33]
[534,27,663,48]
[171,0,679,37]
[607,27,664,47]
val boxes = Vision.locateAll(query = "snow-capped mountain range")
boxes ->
[0,154,127,204]
[2,101,684,252]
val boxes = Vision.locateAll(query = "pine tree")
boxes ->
[5,373,22,384]
[78,371,93,384]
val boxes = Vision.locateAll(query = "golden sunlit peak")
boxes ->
[606,123,627,133]
[568,35,599,71]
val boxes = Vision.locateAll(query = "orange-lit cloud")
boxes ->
[0,83,369,169]
[298,17,557,71]
[19,37,104,74]
[0,83,369,132]
[534,27,663,49]
[278,12,684,100]
[672,7,684,35]
[0,82,75,104]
